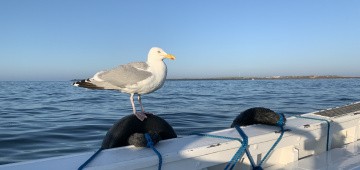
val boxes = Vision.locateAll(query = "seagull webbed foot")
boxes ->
[134,112,147,121]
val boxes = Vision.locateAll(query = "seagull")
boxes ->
[73,47,175,121]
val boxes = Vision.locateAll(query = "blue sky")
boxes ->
[1,0,359,80]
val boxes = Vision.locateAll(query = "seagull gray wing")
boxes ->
[97,62,152,88]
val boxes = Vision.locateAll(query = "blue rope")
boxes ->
[236,113,285,170]
[227,126,248,170]
[244,147,256,169]
[78,133,163,170]
[145,133,162,170]
[196,126,249,170]
[295,115,331,151]
[78,147,103,170]
[254,113,285,169]
[196,113,286,170]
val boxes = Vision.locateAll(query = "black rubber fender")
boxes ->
[231,107,286,127]
[101,114,177,148]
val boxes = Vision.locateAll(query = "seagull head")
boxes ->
[148,47,176,61]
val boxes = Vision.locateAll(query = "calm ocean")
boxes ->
[1,79,360,165]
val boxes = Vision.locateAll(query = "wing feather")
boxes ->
[97,62,152,88]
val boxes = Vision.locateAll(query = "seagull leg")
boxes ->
[138,94,153,115]
[138,94,145,113]
[130,93,147,121]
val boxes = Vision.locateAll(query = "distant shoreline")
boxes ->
[69,75,360,82]
[167,75,360,81]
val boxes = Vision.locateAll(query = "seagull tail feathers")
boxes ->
[73,79,104,89]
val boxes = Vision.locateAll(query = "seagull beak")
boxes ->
[164,54,176,60]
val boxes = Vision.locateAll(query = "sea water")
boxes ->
[0,79,359,165]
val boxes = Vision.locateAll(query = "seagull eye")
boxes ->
[157,51,161,54]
